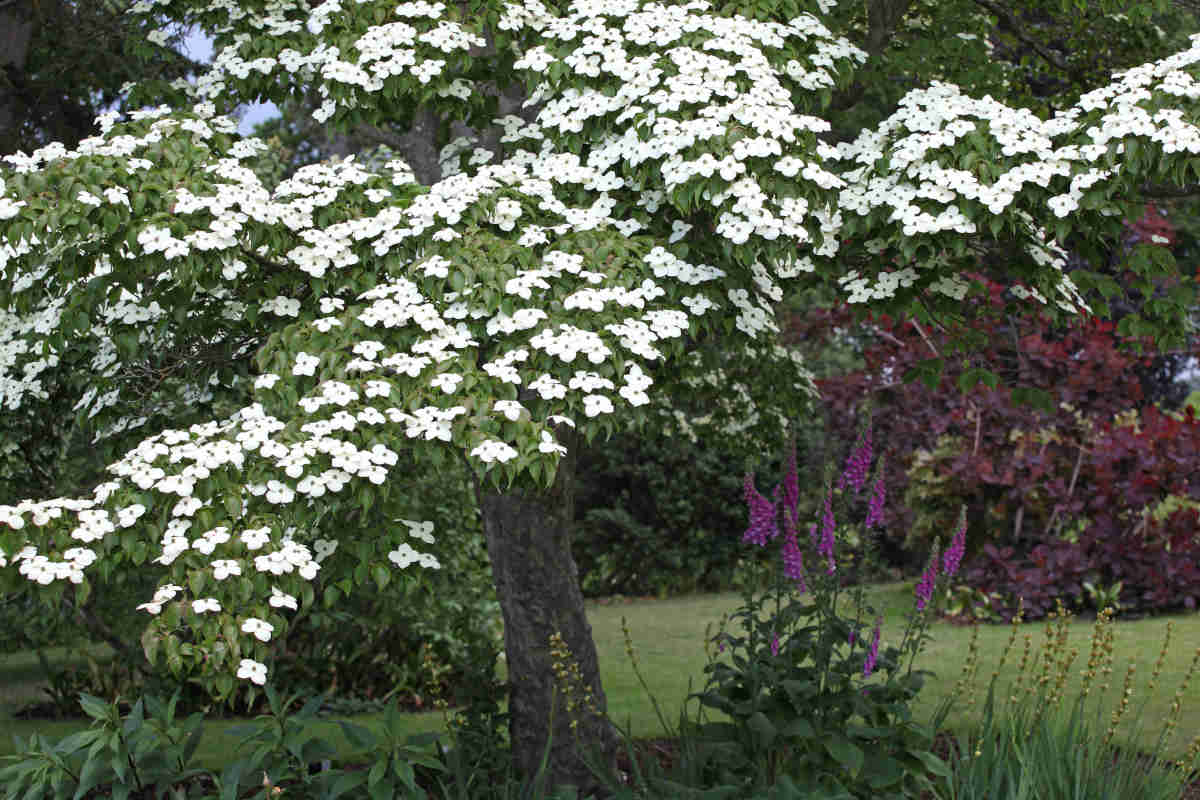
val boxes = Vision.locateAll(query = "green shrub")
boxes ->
[573,431,781,598]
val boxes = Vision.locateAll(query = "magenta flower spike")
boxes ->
[781,437,800,524]
[743,473,777,546]
[819,490,836,574]
[865,467,886,529]
[863,617,881,677]
[915,543,940,611]
[771,632,780,657]
[942,510,967,577]
[838,427,873,493]
[781,526,807,593]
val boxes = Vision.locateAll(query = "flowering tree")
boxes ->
[3,0,1200,790]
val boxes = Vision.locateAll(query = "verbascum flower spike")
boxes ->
[942,507,967,576]
[915,542,940,611]
[838,426,872,493]
[865,461,886,529]
[863,617,881,677]
[743,473,777,546]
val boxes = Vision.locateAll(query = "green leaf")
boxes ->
[861,755,904,789]
[779,717,815,739]
[957,367,999,393]
[367,758,387,788]
[823,733,864,777]
[326,770,368,800]
[1011,386,1053,411]
[902,357,944,390]
[77,694,110,722]
[141,628,160,665]
[336,720,378,751]
[746,711,776,747]
[911,749,951,777]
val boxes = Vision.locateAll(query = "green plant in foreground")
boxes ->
[562,422,959,799]
[939,605,1200,800]
[690,426,957,797]
[0,690,209,800]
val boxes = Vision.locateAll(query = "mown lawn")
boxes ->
[3,583,1198,770]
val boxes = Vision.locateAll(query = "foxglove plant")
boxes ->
[695,422,959,796]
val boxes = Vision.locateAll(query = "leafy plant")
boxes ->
[0,690,210,800]
[683,425,953,797]
[939,606,1200,800]
[572,423,955,799]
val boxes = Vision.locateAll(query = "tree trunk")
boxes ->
[473,428,619,797]
[0,0,37,156]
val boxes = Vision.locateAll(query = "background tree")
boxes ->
[0,0,202,157]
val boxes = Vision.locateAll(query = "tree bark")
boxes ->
[472,427,619,797]
[0,0,36,156]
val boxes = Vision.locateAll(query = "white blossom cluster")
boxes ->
[3,0,1200,690]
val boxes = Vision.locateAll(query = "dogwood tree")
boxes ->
[3,0,1200,790]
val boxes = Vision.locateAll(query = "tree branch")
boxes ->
[62,596,149,676]
[1139,182,1200,199]
[969,0,1075,77]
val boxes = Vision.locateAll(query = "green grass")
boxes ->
[3,583,1199,772]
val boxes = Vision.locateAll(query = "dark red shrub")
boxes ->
[791,266,1200,619]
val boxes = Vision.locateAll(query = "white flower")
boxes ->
[398,519,436,543]
[292,352,320,376]
[388,543,431,568]
[241,617,274,642]
[241,527,272,550]
[583,395,614,417]
[470,439,519,463]
[269,587,298,610]
[494,400,525,421]
[192,598,221,614]
[430,372,463,393]
[212,559,242,580]
[538,430,567,456]
[237,659,268,685]
[313,539,338,561]
[116,504,146,527]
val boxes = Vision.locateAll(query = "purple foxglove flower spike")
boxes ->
[819,490,836,574]
[838,427,873,493]
[781,526,807,593]
[942,510,967,577]
[915,543,940,611]
[865,467,886,529]
[782,437,800,523]
[863,617,881,677]
[743,473,777,546]
[771,632,780,657]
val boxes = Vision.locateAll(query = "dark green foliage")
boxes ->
[572,432,778,598]
[271,526,501,713]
